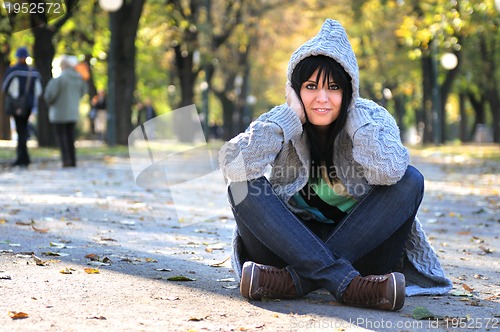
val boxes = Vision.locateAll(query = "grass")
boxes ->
[0,140,129,162]
[409,143,500,162]
[0,139,225,162]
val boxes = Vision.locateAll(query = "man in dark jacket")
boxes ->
[1,47,42,168]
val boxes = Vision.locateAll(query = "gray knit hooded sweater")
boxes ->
[219,19,452,296]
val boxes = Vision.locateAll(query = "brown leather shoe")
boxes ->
[342,272,405,311]
[240,261,297,300]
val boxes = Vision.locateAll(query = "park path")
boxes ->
[0,146,499,331]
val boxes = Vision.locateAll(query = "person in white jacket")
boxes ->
[218,19,451,311]
[44,56,87,167]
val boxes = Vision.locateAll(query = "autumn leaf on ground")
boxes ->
[8,209,20,215]
[462,284,474,292]
[32,225,49,233]
[85,254,100,261]
[479,245,494,254]
[449,289,473,297]
[188,316,207,321]
[145,258,157,263]
[167,276,195,281]
[8,311,29,319]
[84,268,100,274]
[60,268,75,274]
[42,252,69,257]
[0,219,7,224]
[33,255,45,266]
[16,221,33,226]
[412,306,441,320]
[0,273,12,280]
[210,256,230,267]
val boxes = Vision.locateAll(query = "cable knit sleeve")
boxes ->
[345,98,409,185]
[219,104,303,182]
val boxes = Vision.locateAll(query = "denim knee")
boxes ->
[399,165,424,202]
[228,176,270,208]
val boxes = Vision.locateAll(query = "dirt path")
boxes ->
[0,152,499,331]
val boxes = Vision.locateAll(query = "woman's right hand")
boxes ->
[286,83,305,124]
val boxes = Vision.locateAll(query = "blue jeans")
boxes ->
[228,166,424,300]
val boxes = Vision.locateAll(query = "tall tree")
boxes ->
[0,14,12,140]
[106,0,145,145]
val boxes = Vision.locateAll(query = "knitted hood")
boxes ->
[286,19,360,104]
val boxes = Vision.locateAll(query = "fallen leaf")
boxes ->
[32,225,49,233]
[60,268,74,274]
[474,274,489,280]
[16,221,32,226]
[8,311,29,319]
[479,245,494,254]
[412,306,440,320]
[222,284,239,289]
[0,219,6,224]
[33,255,46,266]
[210,256,231,267]
[449,290,473,297]
[145,258,157,263]
[100,237,116,242]
[85,254,100,260]
[84,268,100,274]
[155,268,172,272]
[88,261,110,267]
[167,276,195,281]
[188,316,205,321]
[462,284,474,292]
[0,273,12,280]
[86,316,106,320]
[42,252,69,257]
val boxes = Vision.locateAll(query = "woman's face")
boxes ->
[300,69,343,128]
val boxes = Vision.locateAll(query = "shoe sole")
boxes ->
[390,272,405,311]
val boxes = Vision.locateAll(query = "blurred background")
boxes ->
[0,0,499,148]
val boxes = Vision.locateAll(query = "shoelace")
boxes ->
[346,276,387,305]
[259,267,291,296]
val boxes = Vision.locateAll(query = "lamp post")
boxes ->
[99,0,123,146]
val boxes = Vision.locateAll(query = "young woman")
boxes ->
[219,19,451,311]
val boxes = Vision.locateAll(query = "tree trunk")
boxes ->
[439,50,461,143]
[32,23,56,147]
[459,93,468,142]
[0,43,12,140]
[479,38,500,143]
[421,53,433,144]
[108,0,145,145]
[467,92,486,140]
[393,94,406,142]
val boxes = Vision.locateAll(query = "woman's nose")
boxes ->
[316,88,328,102]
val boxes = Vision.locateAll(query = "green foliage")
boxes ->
[1,0,497,142]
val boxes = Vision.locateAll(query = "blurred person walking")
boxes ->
[136,97,157,126]
[44,56,87,168]
[1,47,42,168]
[90,90,107,140]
